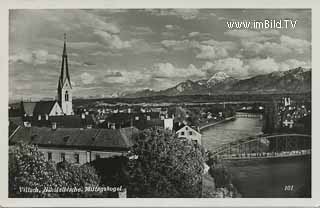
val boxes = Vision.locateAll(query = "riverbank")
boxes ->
[199,116,236,131]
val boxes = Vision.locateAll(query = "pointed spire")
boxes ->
[63,33,67,56]
[58,33,71,90]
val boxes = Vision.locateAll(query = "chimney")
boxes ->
[51,122,57,130]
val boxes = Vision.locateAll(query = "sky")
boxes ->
[9,9,311,100]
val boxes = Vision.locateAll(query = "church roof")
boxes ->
[9,126,139,151]
[33,101,57,115]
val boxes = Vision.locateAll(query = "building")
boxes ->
[16,34,73,119]
[57,33,73,115]
[9,125,139,165]
[176,125,202,145]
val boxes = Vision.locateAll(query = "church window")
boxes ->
[65,91,69,101]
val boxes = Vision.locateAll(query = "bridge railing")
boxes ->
[217,149,311,160]
[211,134,311,159]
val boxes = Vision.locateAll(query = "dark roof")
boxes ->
[9,126,139,151]
[24,115,96,128]
[104,112,160,125]
[132,119,164,130]
[21,102,37,115]
[33,101,57,115]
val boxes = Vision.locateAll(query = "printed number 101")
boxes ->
[284,185,294,191]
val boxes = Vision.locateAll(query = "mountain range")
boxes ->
[124,67,311,98]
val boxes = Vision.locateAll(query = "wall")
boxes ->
[39,147,126,165]
[177,126,202,145]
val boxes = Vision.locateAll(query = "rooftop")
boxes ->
[9,126,139,151]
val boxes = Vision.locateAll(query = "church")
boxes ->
[9,34,139,165]
[20,34,73,118]
[8,34,96,129]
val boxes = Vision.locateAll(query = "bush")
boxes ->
[9,142,102,198]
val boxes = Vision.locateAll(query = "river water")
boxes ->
[201,116,311,198]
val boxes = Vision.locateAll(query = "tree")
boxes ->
[127,128,205,197]
[56,161,101,197]
[9,142,101,198]
[9,142,60,197]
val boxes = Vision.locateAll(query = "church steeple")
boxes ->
[57,33,73,115]
[59,33,71,89]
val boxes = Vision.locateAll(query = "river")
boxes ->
[201,116,311,198]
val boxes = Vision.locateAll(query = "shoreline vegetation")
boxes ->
[200,116,242,198]
[203,152,241,198]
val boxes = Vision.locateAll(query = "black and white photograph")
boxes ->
[8,8,312,200]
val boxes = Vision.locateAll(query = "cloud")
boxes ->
[278,59,310,71]
[93,30,132,49]
[165,25,174,30]
[152,62,205,78]
[161,39,196,50]
[201,61,214,70]
[225,29,280,42]
[130,40,166,54]
[239,35,310,58]
[10,49,59,65]
[280,35,311,54]
[240,40,291,58]
[161,38,236,60]
[195,44,229,60]
[246,57,279,75]
[205,58,248,77]
[129,26,154,35]
[103,71,151,84]
[90,51,122,57]
[104,71,123,77]
[148,9,199,20]
[188,32,200,37]
[80,72,95,84]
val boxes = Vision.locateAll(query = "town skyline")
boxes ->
[9,9,311,101]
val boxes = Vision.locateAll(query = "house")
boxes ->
[9,125,139,165]
[21,100,64,117]
[176,125,202,145]
[22,114,96,129]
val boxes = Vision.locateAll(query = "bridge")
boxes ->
[211,134,311,160]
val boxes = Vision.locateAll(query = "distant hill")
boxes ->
[124,67,311,98]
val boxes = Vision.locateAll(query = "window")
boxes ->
[65,91,69,101]
[185,127,188,130]
[60,153,66,162]
[48,152,52,161]
[74,153,79,164]
[181,131,185,136]
[189,131,193,136]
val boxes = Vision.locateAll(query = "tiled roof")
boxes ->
[33,101,57,115]
[9,126,139,151]
[24,114,96,128]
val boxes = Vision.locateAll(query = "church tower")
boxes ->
[57,33,73,115]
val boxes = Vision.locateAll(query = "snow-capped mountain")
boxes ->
[123,67,311,98]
